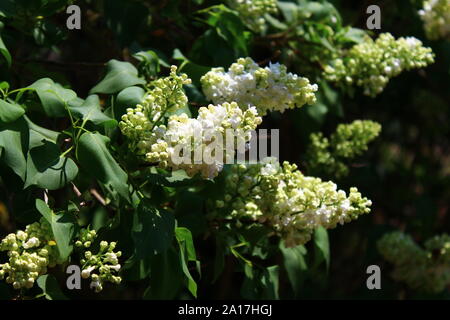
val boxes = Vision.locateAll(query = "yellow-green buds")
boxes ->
[227,0,278,32]
[419,0,450,40]
[306,120,381,178]
[324,33,434,96]
[0,219,59,290]
[378,231,450,293]
[211,157,372,247]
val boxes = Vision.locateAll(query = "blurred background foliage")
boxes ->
[0,0,449,299]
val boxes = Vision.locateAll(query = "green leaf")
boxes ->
[28,78,77,117]
[133,50,160,78]
[36,199,76,261]
[184,83,208,106]
[145,168,195,188]
[0,99,24,123]
[114,86,146,121]
[261,265,279,300]
[265,14,288,30]
[306,102,328,124]
[314,226,330,270]
[25,140,78,190]
[143,248,183,299]
[280,242,308,296]
[90,60,145,94]
[0,32,11,67]
[277,1,300,24]
[0,81,9,91]
[175,227,197,262]
[303,2,334,21]
[241,264,279,299]
[69,95,117,128]
[0,117,28,180]
[77,132,130,201]
[339,27,367,44]
[0,115,63,184]
[241,264,257,299]
[132,199,175,258]
[176,227,198,297]
[37,274,68,300]
[25,115,60,147]
[92,206,109,232]
[320,80,343,118]
[202,7,249,55]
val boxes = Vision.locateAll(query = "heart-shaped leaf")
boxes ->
[25,140,78,190]
[114,86,146,121]
[28,78,77,117]
[77,132,130,201]
[90,60,145,94]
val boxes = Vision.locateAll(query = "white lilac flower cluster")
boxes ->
[212,157,372,247]
[120,66,263,179]
[227,0,278,32]
[306,120,382,178]
[75,229,122,293]
[119,65,191,153]
[143,102,261,179]
[324,33,435,97]
[201,57,318,116]
[0,219,59,290]
[378,232,450,293]
[419,0,450,40]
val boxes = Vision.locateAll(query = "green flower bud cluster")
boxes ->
[306,120,381,178]
[227,0,278,32]
[201,57,318,116]
[119,65,191,153]
[0,218,59,290]
[378,231,450,293]
[144,102,262,179]
[75,229,122,293]
[212,157,372,247]
[419,0,450,40]
[324,33,434,97]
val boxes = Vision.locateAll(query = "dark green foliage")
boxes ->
[0,0,448,300]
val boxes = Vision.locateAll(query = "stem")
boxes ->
[60,146,74,158]
[90,189,107,206]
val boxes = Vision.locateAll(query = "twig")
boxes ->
[71,182,82,197]
[43,190,49,204]
[89,188,107,206]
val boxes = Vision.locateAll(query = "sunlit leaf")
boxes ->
[77,132,130,201]
[90,60,145,94]
[36,199,76,261]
